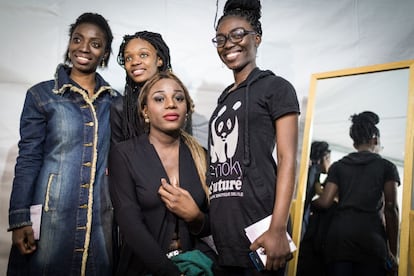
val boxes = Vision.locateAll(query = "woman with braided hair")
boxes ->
[110,31,191,145]
[313,111,400,276]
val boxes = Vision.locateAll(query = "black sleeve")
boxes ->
[110,97,124,145]
[108,145,181,276]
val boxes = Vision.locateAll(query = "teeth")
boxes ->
[78,56,89,61]
[133,69,144,76]
[226,52,239,60]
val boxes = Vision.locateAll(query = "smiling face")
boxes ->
[123,38,163,85]
[216,16,261,74]
[143,78,188,135]
[68,23,107,75]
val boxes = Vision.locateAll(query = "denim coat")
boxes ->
[8,64,119,276]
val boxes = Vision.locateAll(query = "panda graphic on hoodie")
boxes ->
[209,95,245,200]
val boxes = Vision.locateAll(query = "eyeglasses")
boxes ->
[212,28,257,48]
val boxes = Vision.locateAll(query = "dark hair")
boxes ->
[349,111,380,146]
[117,31,172,140]
[117,31,171,71]
[64,12,113,67]
[310,141,330,164]
[215,0,262,35]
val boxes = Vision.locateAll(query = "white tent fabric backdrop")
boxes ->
[1,0,414,272]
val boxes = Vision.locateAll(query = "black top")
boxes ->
[108,135,210,275]
[324,151,400,265]
[208,68,300,267]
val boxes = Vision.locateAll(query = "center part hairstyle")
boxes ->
[349,111,380,146]
[215,0,263,35]
[117,31,172,140]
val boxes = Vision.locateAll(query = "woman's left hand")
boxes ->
[158,178,200,222]
[249,228,292,271]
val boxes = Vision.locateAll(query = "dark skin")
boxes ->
[68,22,108,97]
[11,22,109,255]
[143,78,205,234]
[216,16,298,270]
[313,138,399,274]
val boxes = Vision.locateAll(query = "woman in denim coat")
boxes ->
[7,13,118,276]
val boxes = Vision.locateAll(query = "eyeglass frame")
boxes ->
[212,27,257,48]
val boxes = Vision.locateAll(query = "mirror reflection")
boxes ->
[289,60,414,276]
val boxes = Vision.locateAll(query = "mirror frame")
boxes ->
[288,60,414,276]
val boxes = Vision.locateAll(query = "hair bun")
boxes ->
[224,0,261,19]
[360,111,379,125]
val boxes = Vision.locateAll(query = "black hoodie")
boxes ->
[326,151,400,212]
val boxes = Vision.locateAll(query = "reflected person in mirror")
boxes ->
[297,141,333,276]
[313,111,400,276]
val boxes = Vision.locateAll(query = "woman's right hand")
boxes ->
[12,225,37,255]
[158,178,200,222]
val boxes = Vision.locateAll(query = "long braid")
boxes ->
[121,78,143,140]
[181,130,209,200]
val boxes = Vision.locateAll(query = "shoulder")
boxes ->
[380,157,399,172]
[25,80,56,102]
[253,69,294,88]
[112,135,148,154]
[29,80,54,92]
[251,70,297,100]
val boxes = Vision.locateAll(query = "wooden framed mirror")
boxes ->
[288,60,414,276]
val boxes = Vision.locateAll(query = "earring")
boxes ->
[144,114,150,123]
[101,59,106,68]
[67,52,72,64]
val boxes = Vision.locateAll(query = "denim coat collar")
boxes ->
[52,63,117,99]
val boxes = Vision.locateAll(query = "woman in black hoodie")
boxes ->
[313,111,400,276]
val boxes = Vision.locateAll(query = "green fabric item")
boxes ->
[171,250,213,276]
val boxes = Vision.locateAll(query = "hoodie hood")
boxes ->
[217,68,274,167]
[341,151,381,165]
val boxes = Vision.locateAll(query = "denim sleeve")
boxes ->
[9,89,46,230]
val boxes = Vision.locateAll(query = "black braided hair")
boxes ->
[349,111,380,147]
[64,12,113,67]
[116,31,173,140]
[215,0,262,35]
